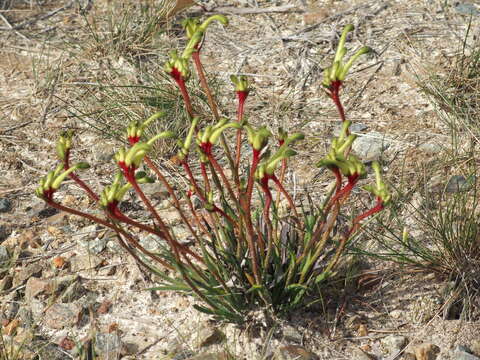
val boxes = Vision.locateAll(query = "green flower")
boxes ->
[322,24,371,88]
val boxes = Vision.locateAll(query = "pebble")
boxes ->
[454,3,480,16]
[351,131,390,161]
[94,332,123,359]
[445,175,473,193]
[0,198,13,213]
[70,253,103,271]
[12,263,42,287]
[195,324,226,348]
[333,122,368,136]
[454,346,480,360]
[0,223,11,241]
[44,303,82,329]
[273,345,319,360]
[414,343,440,360]
[139,234,167,252]
[381,335,407,355]
[351,347,375,360]
[186,353,230,360]
[282,325,303,343]
[0,245,9,264]
[418,142,443,154]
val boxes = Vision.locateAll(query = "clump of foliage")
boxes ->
[36,18,388,323]
[366,167,480,320]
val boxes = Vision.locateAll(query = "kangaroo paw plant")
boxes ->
[36,20,389,323]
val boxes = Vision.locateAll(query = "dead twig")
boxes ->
[207,5,302,15]
[0,0,76,31]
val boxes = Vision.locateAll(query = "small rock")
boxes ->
[352,132,390,161]
[173,350,196,360]
[381,335,407,355]
[351,347,375,360]
[471,340,480,356]
[454,3,480,16]
[0,274,13,291]
[78,225,107,254]
[418,142,442,154]
[13,263,42,287]
[0,245,10,264]
[358,324,368,337]
[16,307,34,328]
[273,345,319,360]
[70,253,103,271]
[29,298,45,321]
[94,332,123,359]
[446,175,473,193]
[0,198,13,213]
[44,303,82,329]
[139,234,167,252]
[390,310,403,319]
[282,325,303,343]
[0,223,11,241]
[37,343,72,360]
[58,277,87,303]
[141,182,169,199]
[196,325,226,348]
[93,143,115,162]
[334,123,368,136]
[25,277,52,302]
[454,346,480,360]
[414,343,440,360]
[186,352,230,360]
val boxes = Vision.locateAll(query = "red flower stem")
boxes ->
[323,175,359,216]
[192,51,219,120]
[324,199,384,275]
[299,176,358,263]
[200,162,211,194]
[332,167,342,193]
[182,160,206,201]
[64,153,99,202]
[45,199,173,270]
[144,156,203,245]
[192,51,238,188]
[353,198,384,224]
[182,160,236,226]
[271,175,299,219]
[235,92,247,168]
[246,150,260,207]
[129,177,203,264]
[330,81,346,122]
[174,77,194,119]
[207,154,238,205]
[296,202,341,284]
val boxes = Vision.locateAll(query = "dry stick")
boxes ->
[206,5,300,15]
[3,0,76,30]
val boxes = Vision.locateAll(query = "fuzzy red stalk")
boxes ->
[328,80,346,125]
[63,149,99,202]
[170,68,194,118]
[235,90,249,168]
